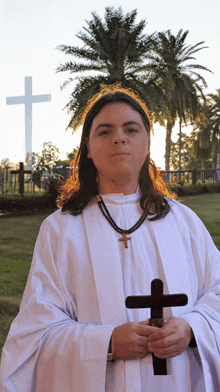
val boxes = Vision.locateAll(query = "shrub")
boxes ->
[0,194,57,215]
[0,181,219,216]
[169,182,220,197]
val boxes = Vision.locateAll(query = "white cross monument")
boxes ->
[6,76,51,155]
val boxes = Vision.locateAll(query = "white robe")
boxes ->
[0,191,220,392]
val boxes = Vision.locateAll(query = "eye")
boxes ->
[127,128,138,133]
[99,130,110,136]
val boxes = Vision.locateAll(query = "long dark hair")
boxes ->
[57,85,176,220]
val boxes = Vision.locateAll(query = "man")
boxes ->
[1,87,220,391]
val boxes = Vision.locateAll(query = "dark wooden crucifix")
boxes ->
[11,162,32,196]
[119,232,131,248]
[125,279,188,375]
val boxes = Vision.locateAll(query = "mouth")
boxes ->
[110,152,130,156]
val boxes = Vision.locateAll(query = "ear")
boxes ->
[85,137,92,158]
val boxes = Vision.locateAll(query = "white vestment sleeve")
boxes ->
[0,215,115,392]
[176,203,220,391]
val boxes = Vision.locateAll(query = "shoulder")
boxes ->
[166,198,214,244]
[167,198,203,227]
[39,208,84,237]
[167,198,200,222]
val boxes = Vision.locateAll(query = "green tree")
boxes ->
[55,148,79,166]
[32,142,60,187]
[170,129,212,171]
[191,118,212,170]
[149,29,211,171]
[66,147,79,162]
[170,131,191,170]
[56,7,161,132]
[208,89,220,168]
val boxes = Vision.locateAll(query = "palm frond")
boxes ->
[56,61,106,74]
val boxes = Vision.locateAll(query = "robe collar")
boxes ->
[100,186,140,206]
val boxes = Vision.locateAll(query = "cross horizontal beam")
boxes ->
[125,279,188,375]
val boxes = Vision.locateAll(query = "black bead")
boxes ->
[97,195,147,235]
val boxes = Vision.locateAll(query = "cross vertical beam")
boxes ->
[6,77,51,155]
[125,278,188,375]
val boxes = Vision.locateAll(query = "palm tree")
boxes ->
[191,92,220,169]
[149,29,211,171]
[208,89,220,168]
[191,103,212,169]
[55,7,162,132]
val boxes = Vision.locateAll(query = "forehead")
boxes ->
[91,102,144,127]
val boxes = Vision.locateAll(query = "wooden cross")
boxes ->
[11,162,32,196]
[119,232,131,248]
[125,279,188,375]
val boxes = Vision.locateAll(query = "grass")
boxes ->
[0,213,50,358]
[177,193,220,250]
[0,193,220,358]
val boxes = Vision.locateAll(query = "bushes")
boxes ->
[0,194,57,215]
[1,180,219,216]
[0,179,61,216]
[169,182,220,197]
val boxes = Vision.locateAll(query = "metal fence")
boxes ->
[1,167,220,196]
[0,165,73,196]
[0,175,46,195]
[160,169,220,185]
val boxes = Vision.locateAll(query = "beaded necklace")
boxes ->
[96,194,148,248]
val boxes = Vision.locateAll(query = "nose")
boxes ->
[112,129,126,144]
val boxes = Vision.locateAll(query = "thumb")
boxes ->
[138,319,151,326]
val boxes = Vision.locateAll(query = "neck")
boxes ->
[98,175,138,195]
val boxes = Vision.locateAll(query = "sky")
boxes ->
[1,0,220,169]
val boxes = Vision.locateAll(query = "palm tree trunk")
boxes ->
[179,120,182,171]
[165,121,173,171]
[211,135,218,169]
[201,159,205,170]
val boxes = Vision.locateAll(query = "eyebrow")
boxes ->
[94,121,142,132]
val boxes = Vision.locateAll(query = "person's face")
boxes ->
[86,102,149,188]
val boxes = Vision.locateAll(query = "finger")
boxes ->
[138,319,151,326]
[135,324,159,336]
[147,320,176,342]
[135,335,149,347]
[148,334,178,349]
[153,346,183,359]
[148,340,178,352]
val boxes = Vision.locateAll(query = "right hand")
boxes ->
[111,319,158,360]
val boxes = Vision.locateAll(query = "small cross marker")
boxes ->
[11,162,31,196]
[119,232,131,248]
[126,279,188,375]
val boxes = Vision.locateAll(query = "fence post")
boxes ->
[192,169,197,185]
[14,176,16,194]
[1,175,3,195]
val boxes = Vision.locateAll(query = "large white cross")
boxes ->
[6,76,51,155]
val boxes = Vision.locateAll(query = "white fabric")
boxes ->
[0,190,220,392]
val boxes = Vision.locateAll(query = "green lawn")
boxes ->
[0,194,220,357]
[177,193,220,250]
[0,213,49,358]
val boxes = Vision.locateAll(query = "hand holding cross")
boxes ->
[125,279,188,375]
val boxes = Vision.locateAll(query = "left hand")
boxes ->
[147,317,193,359]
